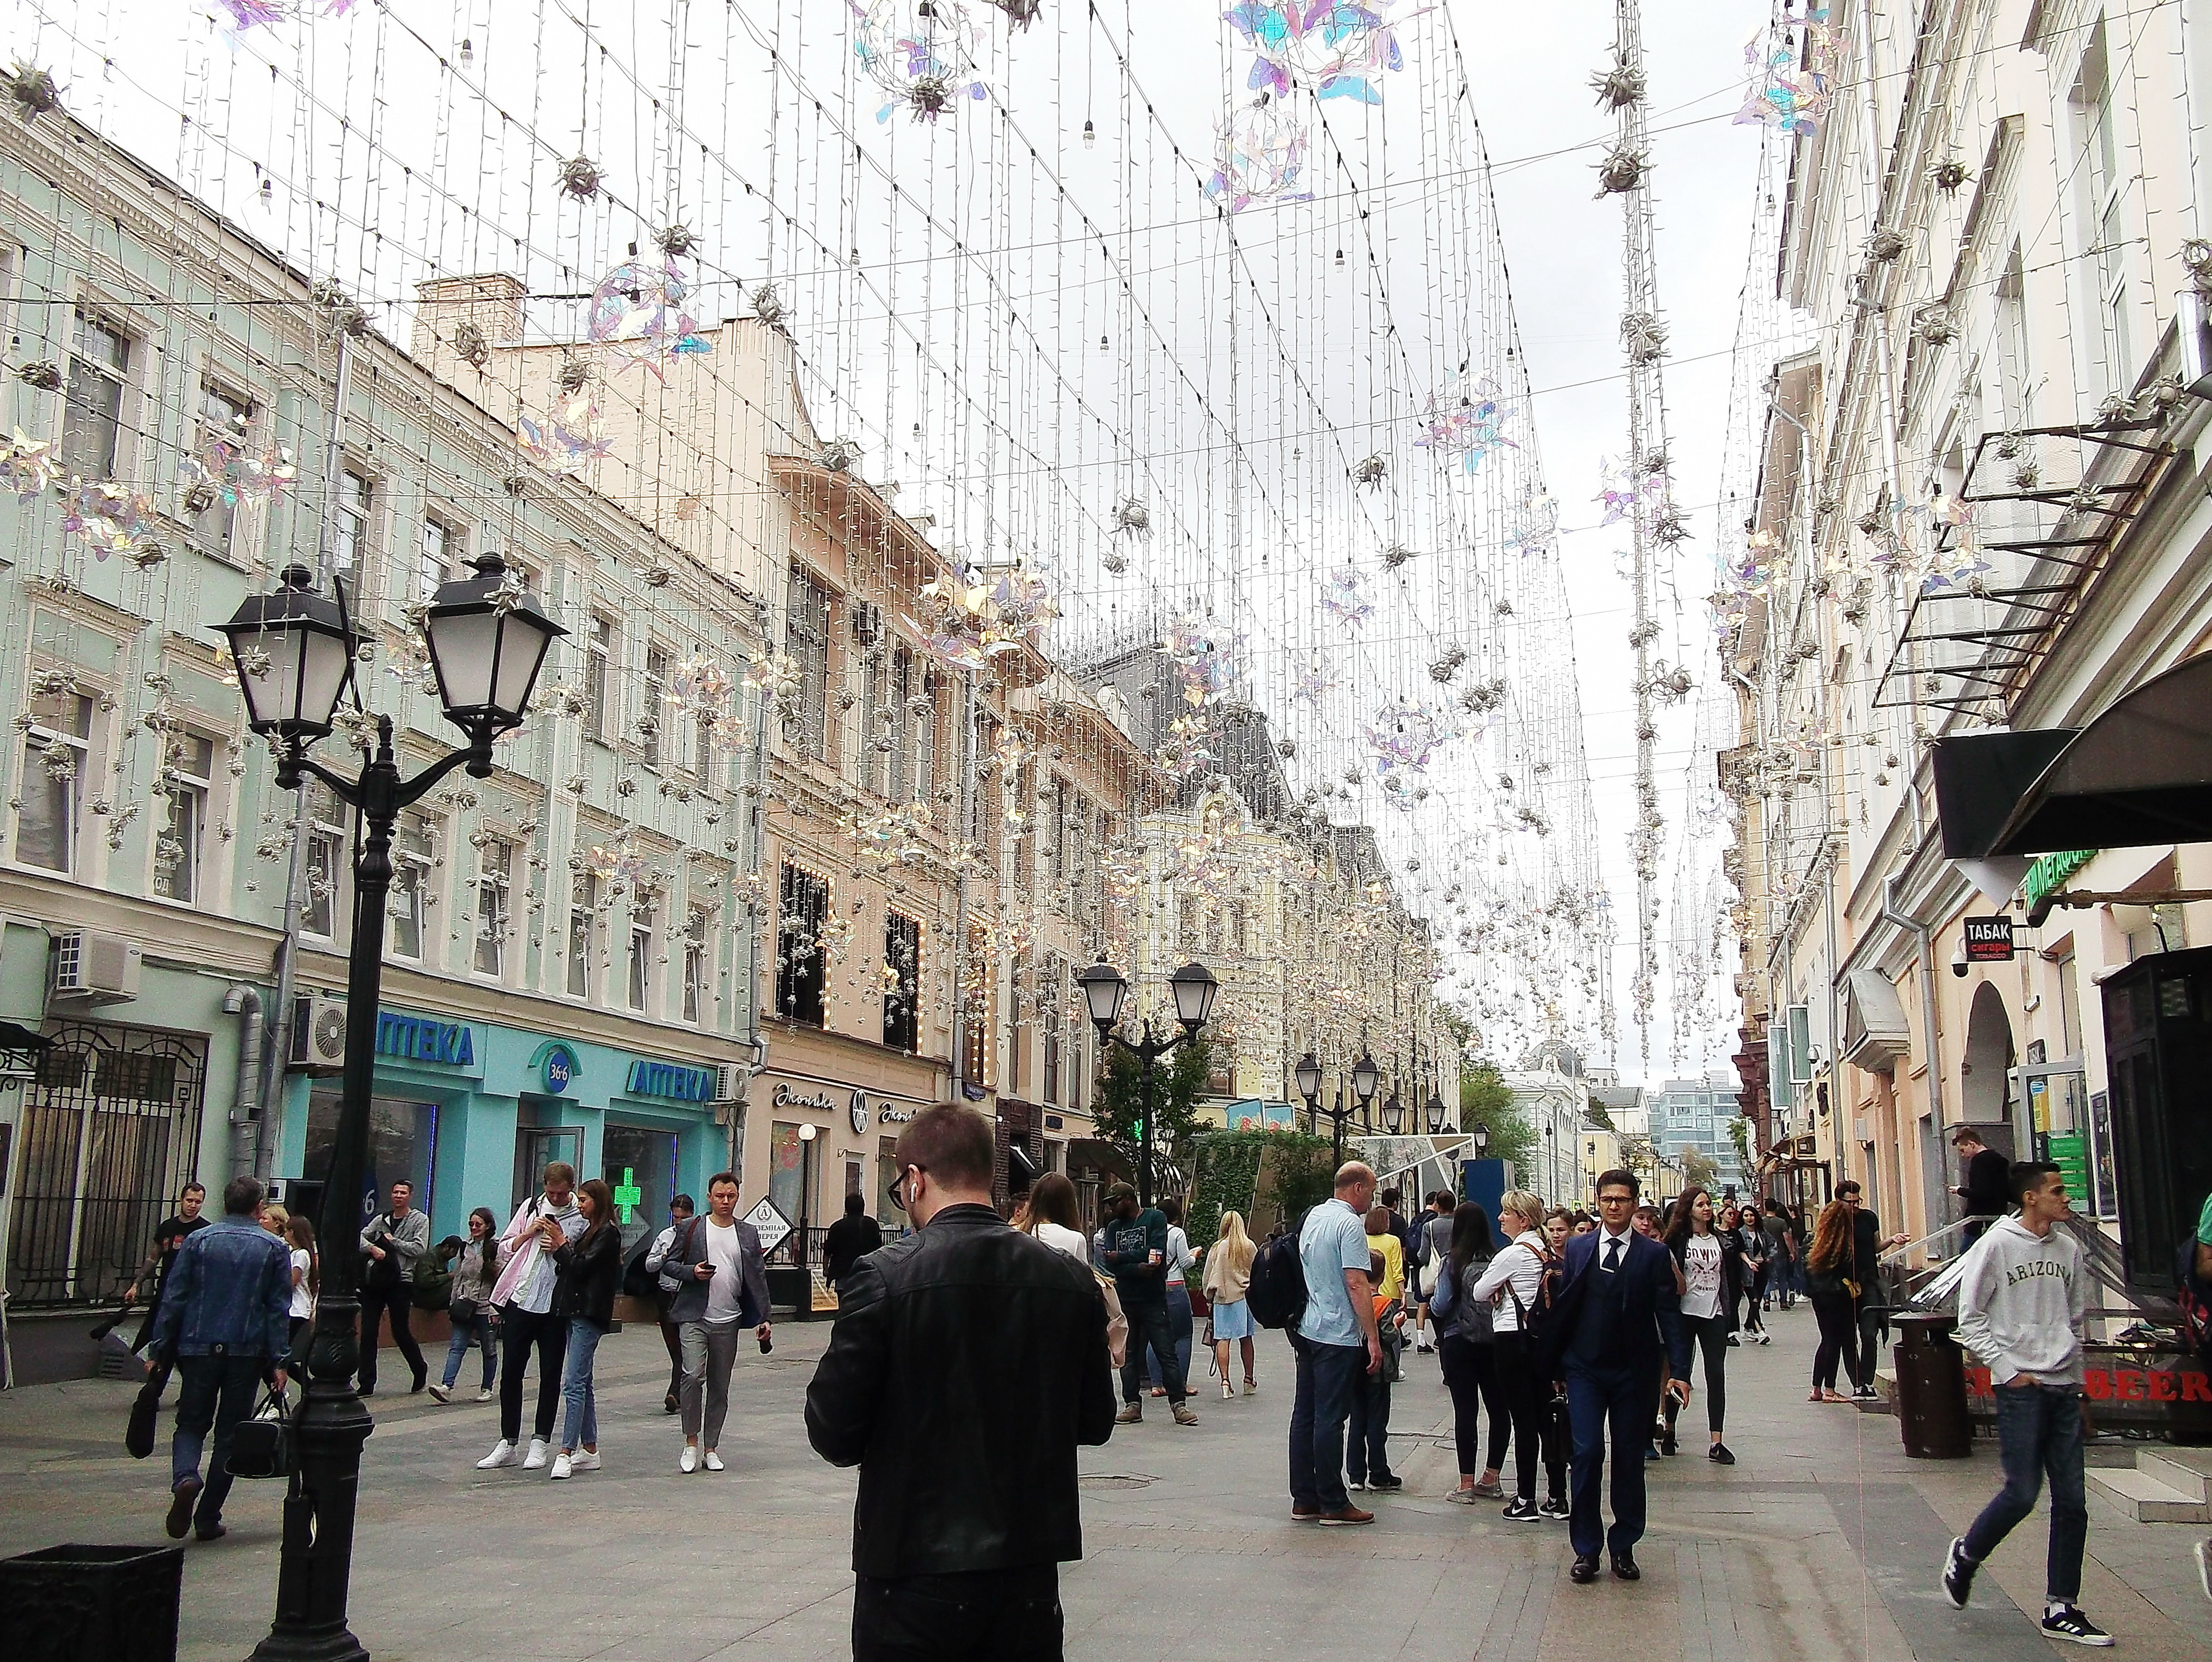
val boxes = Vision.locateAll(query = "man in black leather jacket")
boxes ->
[807,1105,1116,1661]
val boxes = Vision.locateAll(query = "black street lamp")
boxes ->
[1472,1121,1492,1156]
[1076,956,1218,1207]
[1381,1091,1405,1136]
[1425,1087,1449,1136]
[217,557,563,1662]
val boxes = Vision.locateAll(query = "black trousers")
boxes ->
[1494,1329,1566,1502]
[357,1281,425,1391]
[1661,1313,1730,1436]
[1118,1300,1185,1403]
[853,1564,1063,1662]
[498,1304,569,1444]
[1438,1332,1510,1476]
[1809,1290,1859,1392]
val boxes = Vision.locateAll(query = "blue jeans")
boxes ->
[441,1311,496,1390]
[1147,1284,1194,1391]
[1962,1382,2088,1602]
[1565,1360,1661,1559]
[1288,1335,1366,1512]
[172,1353,266,1530]
[560,1318,603,1452]
[1347,1366,1393,1485]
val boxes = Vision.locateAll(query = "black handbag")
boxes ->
[125,1377,160,1459]
[226,1387,291,1480]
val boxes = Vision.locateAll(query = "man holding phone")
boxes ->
[657,1170,771,1474]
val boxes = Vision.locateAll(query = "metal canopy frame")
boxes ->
[1874,417,2173,716]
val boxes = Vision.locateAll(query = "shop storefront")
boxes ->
[277,1009,728,1245]
[741,1070,932,1246]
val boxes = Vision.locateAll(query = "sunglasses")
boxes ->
[887,1164,924,1212]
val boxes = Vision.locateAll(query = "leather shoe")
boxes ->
[1570,1554,1601,1585]
[1611,1553,1641,1581]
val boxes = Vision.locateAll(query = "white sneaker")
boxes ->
[427,1383,451,1403]
[475,1440,519,1470]
[569,1450,602,1472]
[476,1388,495,1401]
[703,1451,725,1471]
[522,1438,550,1470]
[679,1446,699,1474]
[549,1452,573,1480]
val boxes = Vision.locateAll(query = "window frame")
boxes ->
[388,811,435,962]
[193,380,253,555]
[419,514,461,606]
[302,786,351,941]
[58,309,130,480]
[568,872,599,1000]
[150,731,216,905]
[472,835,513,979]
[682,906,709,1025]
[775,862,830,1026]
[883,911,921,1052]
[642,643,671,770]
[14,691,94,875]
[627,897,657,1014]
[585,616,615,746]
[786,565,833,763]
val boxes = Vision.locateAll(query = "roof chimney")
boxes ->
[412,273,527,367]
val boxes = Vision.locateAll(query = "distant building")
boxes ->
[1648,1074,1746,1199]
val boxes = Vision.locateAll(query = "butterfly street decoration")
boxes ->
[1416,377,1518,474]
[1222,2,1427,106]
[1735,5,1840,137]
[1205,94,1314,213]
[587,259,714,380]
[853,0,990,124]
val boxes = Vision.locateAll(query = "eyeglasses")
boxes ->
[1841,1196,1860,1204]
[887,1164,924,1212]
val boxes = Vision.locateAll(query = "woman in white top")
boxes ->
[1470,1189,1568,1519]
[1201,1211,1259,1398]
[1661,1187,1740,1464]
[281,1212,317,1379]
[1147,1198,1198,1396]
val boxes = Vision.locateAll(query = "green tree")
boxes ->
[1683,1146,1720,1192]
[1461,1057,1534,1181]
[1092,1034,1216,1202]
[1726,1114,1752,1173]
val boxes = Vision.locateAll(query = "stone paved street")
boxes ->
[5,1302,2212,1660]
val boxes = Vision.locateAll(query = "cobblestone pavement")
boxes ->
[3,1302,2210,1660]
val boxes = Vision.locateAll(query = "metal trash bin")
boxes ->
[0,1542,183,1661]
[1893,1311,1973,1459]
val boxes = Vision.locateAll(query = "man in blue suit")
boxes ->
[1552,1168,1686,1584]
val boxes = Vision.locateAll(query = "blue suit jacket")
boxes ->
[1558,1229,1687,1378]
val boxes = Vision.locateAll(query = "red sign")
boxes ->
[1964,917,2016,962]
[1965,1364,2212,1403]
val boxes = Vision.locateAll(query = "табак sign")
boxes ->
[1964,917,2016,962]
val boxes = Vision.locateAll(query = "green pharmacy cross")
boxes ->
[612,1167,644,1224]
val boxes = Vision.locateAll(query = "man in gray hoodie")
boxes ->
[1940,1161,2111,1647]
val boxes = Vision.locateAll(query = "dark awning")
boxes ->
[1931,653,2212,858]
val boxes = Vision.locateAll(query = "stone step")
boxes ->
[2086,1462,2212,1523]
[2137,1449,2212,1503]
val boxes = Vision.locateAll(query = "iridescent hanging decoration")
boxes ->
[1735,6,1840,137]
[60,479,159,559]
[519,392,614,476]
[587,259,714,378]
[1364,697,1459,780]
[1223,1,1428,105]
[0,430,58,497]
[912,564,1059,670]
[1415,376,1518,473]
[1504,491,1559,556]
[853,0,990,124]
[1204,94,1314,213]
[1321,564,1373,627]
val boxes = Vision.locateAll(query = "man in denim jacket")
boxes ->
[147,1174,292,1542]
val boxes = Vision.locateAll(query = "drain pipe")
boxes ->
[224,984,265,1179]
[1880,866,1946,1224]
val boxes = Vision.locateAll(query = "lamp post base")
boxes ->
[250,1305,373,1662]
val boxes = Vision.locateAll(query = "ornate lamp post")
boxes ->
[1294,1051,1322,1137]
[1380,1091,1405,1136]
[1076,956,1218,1207]
[217,557,563,1662]
[1424,1087,1449,1136]
[1471,1121,1492,1157]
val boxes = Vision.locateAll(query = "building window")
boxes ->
[151,733,215,903]
[1181,896,1202,950]
[683,907,709,1024]
[786,565,832,762]
[568,873,598,999]
[2073,27,2133,397]
[332,467,373,580]
[884,912,920,1052]
[627,899,655,1013]
[194,383,251,553]
[961,923,991,1086]
[776,863,829,1025]
[303,786,349,938]
[642,644,669,768]
[473,836,512,977]
[585,616,614,744]
[59,311,129,478]
[420,516,457,603]
[16,692,93,873]
[389,812,433,960]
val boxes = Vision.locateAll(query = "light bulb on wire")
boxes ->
[1082,120,1096,149]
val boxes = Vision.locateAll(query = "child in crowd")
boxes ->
[1347,1250,1406,1492]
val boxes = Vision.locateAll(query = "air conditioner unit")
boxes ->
[713,1062,750,1105]
[289,993,348,1070]
[850,600,884,646]
[51,930,140,1003]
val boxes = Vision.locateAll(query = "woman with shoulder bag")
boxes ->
[430,1207,501,1404]
[548,1180,624,1479]
[1202,1210,1259,1399]
[1473,1190,1567,1520]
[1804,1199,1860,1403]
[1433,1202,1511,1504]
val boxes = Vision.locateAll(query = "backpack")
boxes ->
[1246,1211,1311,1330]
[1514,1242,1574,1376]
[2175,1235,2212,1359]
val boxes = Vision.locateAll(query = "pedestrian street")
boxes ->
[2,1301,2207,1661]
